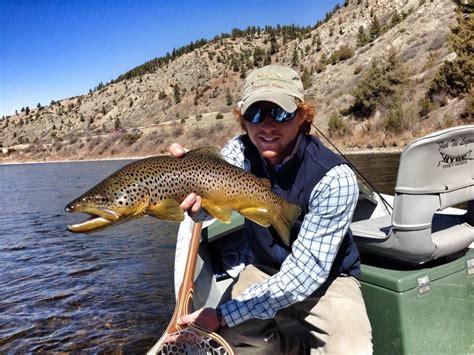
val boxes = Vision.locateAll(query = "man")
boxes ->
[171,64,372,353]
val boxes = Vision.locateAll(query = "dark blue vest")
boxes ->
[241,133,361,278]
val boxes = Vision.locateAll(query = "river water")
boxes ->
[0,152,400,353]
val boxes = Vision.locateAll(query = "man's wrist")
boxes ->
[216,307,226,328]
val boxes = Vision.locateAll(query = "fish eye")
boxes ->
[94,195,108,204]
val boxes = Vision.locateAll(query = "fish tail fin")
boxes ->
[272,201,301,246]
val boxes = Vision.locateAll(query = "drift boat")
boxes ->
[161,125,474,354]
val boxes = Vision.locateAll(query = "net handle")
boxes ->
[148,222,203,354]
[164,221,202,333]
[148,221,235,354]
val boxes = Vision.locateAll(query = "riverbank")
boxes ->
[0,146,403,166]
[0,155,156,166]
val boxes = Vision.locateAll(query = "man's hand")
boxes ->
[177,307,221,332]
[169,143,202,217]
[169,142,187,158]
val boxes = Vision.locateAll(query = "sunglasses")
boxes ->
[243,104,298,124]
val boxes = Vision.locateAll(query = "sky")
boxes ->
[0,0,344,117]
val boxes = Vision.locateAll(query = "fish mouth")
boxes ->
[65,205,121,233]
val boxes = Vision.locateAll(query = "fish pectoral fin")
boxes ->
[201,200,233,223]
[146,199,185,222]
[239,207,272,227]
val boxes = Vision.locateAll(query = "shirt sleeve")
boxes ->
[221,135,248,170]
[219,164,359,327]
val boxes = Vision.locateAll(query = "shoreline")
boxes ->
[0,147,403,166]
[0,155,158,166]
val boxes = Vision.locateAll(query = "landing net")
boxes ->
[156,327,231,355]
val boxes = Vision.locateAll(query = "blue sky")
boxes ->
[0,0,343,117]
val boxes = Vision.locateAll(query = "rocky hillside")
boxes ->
[1,0,472,163]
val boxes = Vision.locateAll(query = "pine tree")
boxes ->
[173,84,181,104]
[429,5,473,98]
[292,47,299,67]
[357,26,370,47]
[315,35,322,52]
[301,67,312,89]
[240,64,246,79]
[269,31,278,55]
[225,88,233,106]
[114,117,121,130]
[264,53,271,66]
[369,15,381,41]
[253,47,265,67]
[391,11,402,26]
[231,56,240,72]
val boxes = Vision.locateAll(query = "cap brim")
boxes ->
[241,91,298,115]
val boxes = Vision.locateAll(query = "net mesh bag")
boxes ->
[157,326,231,355]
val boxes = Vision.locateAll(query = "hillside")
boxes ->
[1,0,472,163]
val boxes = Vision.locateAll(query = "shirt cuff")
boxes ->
[218,300,253,327]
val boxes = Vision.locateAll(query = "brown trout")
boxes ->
[65,147,301,245]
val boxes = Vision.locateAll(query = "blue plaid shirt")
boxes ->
[218,136,359,327]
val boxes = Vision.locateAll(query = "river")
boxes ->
[0,152,400,353]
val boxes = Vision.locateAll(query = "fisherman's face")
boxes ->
[244,101,304,167]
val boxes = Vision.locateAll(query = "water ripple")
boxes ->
[0,161,178,353]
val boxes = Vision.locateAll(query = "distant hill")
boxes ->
[1,0,472,163]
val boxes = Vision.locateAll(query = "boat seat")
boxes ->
[353,125,474,264]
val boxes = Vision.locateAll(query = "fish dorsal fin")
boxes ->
[259,177,271,189]
[185,146,222,158]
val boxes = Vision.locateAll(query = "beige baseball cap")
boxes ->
[239,64,304,114]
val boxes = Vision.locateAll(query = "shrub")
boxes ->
[347,59,389,117]
[121,132,141,146]
[334,45,354,62]
[216,113,224,120]
[328,111,349,137]
[347,49,408,119]
[418,96,436,117]
[422,52,439,71]
[172,125,184,138]
[330,45,354,65]
[149,131,164,146]
[390,11,402,26]
[353,64,363,75]
[461,88,474,120]
[384,101,403,134]
[192,127,206,140]
[158,91,167,100]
